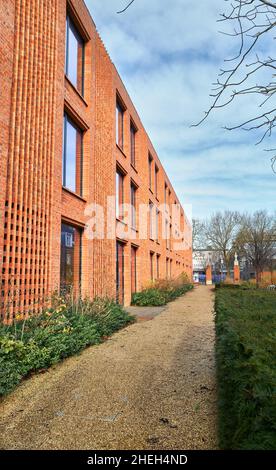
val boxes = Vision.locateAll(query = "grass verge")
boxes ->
[215,286,276,449]
[0,297,135,397]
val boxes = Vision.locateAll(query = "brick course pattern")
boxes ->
[0,0,192,320]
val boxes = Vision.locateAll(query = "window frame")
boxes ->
[148,153,153,190]
[149,201,154,240]
[116,168,125,221]
[65,14,85,96]
[116,97,125,150]
[150,251,154,281]
[130,120,137,167]
[60,221,82,296]
[130,182,137,229]
[155,164,159,198]
[62,113,83,196]
[131,245,138,294]
[156,254,160,279]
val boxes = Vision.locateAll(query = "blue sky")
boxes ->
[86,0,275,220]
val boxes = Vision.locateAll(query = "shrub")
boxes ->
[132,274,193,306]
[0,298,135,397]
[215,287,276,450]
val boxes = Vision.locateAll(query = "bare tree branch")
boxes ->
[194,0,276,171]
[117,0,135,14]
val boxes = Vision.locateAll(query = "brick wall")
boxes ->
[0,0,192,319]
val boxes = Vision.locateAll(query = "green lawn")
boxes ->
[215,287,276,450]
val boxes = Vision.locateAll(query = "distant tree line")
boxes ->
[193,210,276,286]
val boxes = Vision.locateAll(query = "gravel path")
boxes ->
[0,285,218,450]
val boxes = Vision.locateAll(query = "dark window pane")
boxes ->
[150,252,154,281]
[116,100,124,148]
[131,184,136,229]
[65,16,84,94]
[116,241,124,304]
[148,154,153,190]
[149,202,155,240]
[130,123,136,166]
[131,246,137,294]
[116,170,124,219]
[155,165,159,197]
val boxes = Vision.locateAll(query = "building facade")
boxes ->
[0,0,192,320]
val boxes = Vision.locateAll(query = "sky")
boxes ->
[86,0,275,220]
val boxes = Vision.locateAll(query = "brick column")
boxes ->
[206,265,212,285]
[234,252,240,284]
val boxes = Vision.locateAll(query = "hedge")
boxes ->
[215,287,276,450]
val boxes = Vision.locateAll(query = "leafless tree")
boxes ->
[235,210,276,286]
[192,218,206,249]
[204,210,241,275]
[197,0,276,172]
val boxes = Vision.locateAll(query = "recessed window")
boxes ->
[116,169,124,220]
[155,165,159,198]
[166,258,169,279]
[62,114,83,195]
[116,241,124,304]
[116,98,124,149]
[156,208,159,242]
[65,15,84,95]
[148,153,153,190]
[131,183,137,229]
[156,254,160,279]
[149,201,154,239]
[130,122,137,167]
[166,220,169,250]
[131,245,137,294]
[60,222,82,295]
[150,252,154,281]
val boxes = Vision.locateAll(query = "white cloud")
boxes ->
[86,0,275,218]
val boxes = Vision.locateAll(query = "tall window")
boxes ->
[116,98,124,149]
[60,222,82,295]
[63,114,83,195]
[131,246,137,294]
[131,183,137,229]
[150,252,154,281]
[156,254,160,279]
[148,153,153,190]
[164,183,167,206]
[166,257,169,279]
[166,220,169,250]
[149,201,154,239]
[116,169,124,220]
[156,208,159,241]
[155,165,159,198]
[130,122,137,167]
[65,15,84,95]
[116,241,124,304]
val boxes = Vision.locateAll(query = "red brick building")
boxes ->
[0,0,192,320]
